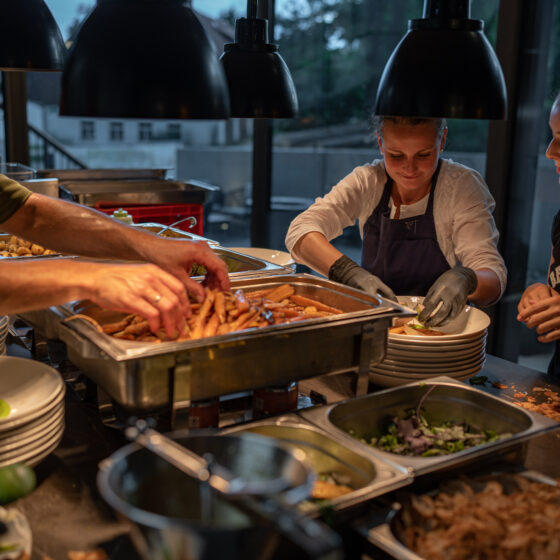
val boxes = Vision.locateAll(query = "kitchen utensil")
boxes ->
[98,428,343,560]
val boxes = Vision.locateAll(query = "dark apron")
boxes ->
[361,162,449,296]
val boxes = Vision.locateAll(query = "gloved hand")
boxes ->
[418,266,478,327]
[328,255,397,301]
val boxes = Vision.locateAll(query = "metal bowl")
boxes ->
[97,432,317,559]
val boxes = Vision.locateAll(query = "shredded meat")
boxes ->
[397,474,560,560]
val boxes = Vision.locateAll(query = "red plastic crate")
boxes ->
[95,203,204,235]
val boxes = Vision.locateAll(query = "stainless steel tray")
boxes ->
[365,468,558,560]
[20,275,412,413]
[132,222,219,245]
[299,376,559,476]
[222,414,411,515]
[58,178,211,206]
[0,232,69,261]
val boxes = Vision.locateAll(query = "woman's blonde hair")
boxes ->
[373,115,447,141]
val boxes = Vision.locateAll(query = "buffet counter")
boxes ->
[5,343,560,560]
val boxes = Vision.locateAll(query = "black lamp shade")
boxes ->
[220,18,298,118]
[60,0,230,119]
[375,1,507,119]
[0,0,66,71]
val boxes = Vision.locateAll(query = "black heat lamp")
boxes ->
[220,0,298,118]
[59,0,230,119]
[0,0,66,71]
[375,0,507,119]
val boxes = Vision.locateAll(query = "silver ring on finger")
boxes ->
[153,294,162,305]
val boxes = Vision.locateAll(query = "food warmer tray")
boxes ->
[19,275,412,415]
[362,468,558,560]
[222,413,411,516]
[132,222,219,244]
[299,376,559,477]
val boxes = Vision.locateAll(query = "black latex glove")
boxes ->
[417,266,478,327]
[328,255,397,301]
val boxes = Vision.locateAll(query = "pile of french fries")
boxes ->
[100,283,343,343]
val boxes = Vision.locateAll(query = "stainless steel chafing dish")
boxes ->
[39,168,218,206]
[0,232,69,261]
[132,222,219,244]
[299,377,559,476]
[363,468,559,560]
[19,274,412,418]
[222,413,411,515]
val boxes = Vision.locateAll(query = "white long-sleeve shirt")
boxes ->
[285,158,507,296]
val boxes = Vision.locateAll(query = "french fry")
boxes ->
[288,294,343,314]
[266,284,295,303]
[214,291,226,323]
[203,312,220,337]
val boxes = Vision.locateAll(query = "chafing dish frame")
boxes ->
[20,274,412,420]
[299,376,559,477]
[222,413,412,516]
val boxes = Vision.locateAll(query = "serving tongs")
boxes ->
[155,216,197,236]
[125,419,343,560]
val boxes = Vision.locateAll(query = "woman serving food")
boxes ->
[285,115,507,327]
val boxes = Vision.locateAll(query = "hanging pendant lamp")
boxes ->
[0,0,66,71]
[375,0,507,119]
[59,0,230,119]
[219,0,298,118]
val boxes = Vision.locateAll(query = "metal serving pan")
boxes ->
[222,414,411,516]
[132,222,219,245]
[299,376,559,477]
[364,468,558,560]
[21,275,411,413]
[0,232,68,261]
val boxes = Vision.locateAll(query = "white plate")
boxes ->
[389,329,487,347]
[0,400,64,441]
[0,383,65,432]
[378,354,486,374]
[0,405,64,450]
[371,359,485,378]
[0,422,64,466]
[383,344,486,366]
[0,357,65,428]
[227,247,295,268]
[0,420,64,460]
[380,350,485,370]
[390,296,490,342]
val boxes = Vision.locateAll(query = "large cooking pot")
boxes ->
[97,432,342,560]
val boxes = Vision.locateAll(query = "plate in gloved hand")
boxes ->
[390,295,490,342]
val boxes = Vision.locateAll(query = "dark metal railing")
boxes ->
[28,123,87,170]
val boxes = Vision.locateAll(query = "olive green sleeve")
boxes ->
[0,174,32,224]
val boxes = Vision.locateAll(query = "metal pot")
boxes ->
[97,432,341,560]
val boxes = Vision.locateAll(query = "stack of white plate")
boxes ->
[0,316,8,356]
[370,296,490,387]
[0,356,65,467]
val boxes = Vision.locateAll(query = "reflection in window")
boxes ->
[110,122,123,141]
[138,123,152,141]
[80,121,95,141]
